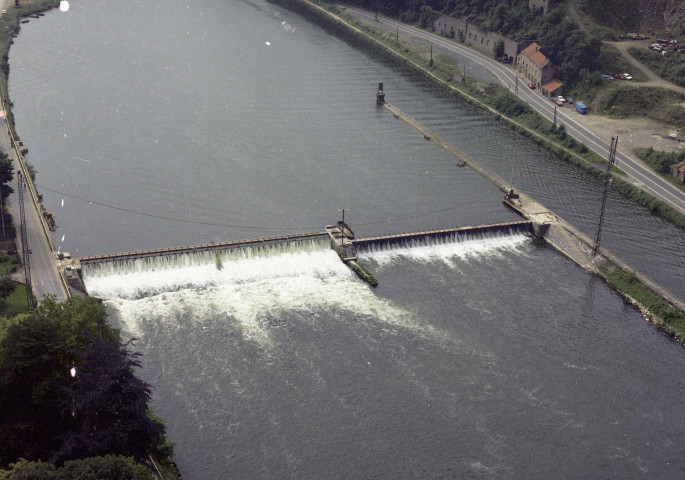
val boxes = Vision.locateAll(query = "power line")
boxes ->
[36,183,465,231]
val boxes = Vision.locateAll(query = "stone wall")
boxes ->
[433,15,520,60]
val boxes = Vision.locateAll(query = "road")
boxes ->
[0,120,69,302]
[338,3,685,215]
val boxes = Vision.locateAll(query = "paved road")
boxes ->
[339,3,685,215]
[0,122,68,303]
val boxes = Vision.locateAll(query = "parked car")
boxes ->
[554,98,564,106]
[621,73,632,80]
[528,83,535,89]
[575,102,587,114]
[566,97,575,105]
[555,95,566,103]
[601,74,614,81]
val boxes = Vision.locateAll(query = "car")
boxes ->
[621,73,633,80]
[555,95,566,103]
[554,98,564,106]
[601,74,614,80]
[566,97,575,105]
[528,83,535,89]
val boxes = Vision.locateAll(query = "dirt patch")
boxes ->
[580,113,684,159]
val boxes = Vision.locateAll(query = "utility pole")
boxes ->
[553,105,557,127]
[430,44,433,67]
[462,62,466,84]
[592,136,618,257]
[338,209,347,246]
[396,26,398,45]
[515,76,518,97]
[17,170,31,310]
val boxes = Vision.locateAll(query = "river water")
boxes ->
[9,1,685,478]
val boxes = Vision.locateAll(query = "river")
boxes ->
[8,0,685,478]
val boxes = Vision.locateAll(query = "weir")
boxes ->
[65,233,330,295]
[352,221,532,253]
[64,221,534,294]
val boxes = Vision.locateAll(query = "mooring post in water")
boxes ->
[376,82,385,104]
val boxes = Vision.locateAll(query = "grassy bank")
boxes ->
[628,46,685,89]
[598,263,685,342]
[272,0,685,232]
[595,86,685,129]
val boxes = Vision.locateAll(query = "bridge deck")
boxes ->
[79,232,328,264]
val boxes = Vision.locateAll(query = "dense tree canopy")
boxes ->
[0,152,13,200]
[0,455,155,480]
[0,298,165,468]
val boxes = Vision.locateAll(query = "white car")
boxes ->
[555,96,566,103]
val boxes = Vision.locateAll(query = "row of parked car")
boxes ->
[550,96,587,114]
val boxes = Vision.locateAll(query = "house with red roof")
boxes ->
[516,42,562,96]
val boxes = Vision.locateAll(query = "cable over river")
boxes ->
[8,0,685,478]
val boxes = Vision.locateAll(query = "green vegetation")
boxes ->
[598,263,685,341]
[0,455,155,480]
[635,146,685,175]
[628,46,685,88]
[0,297,178,478]
[595,87,685,129]
[349,260,378,286]
[582,0,642,32]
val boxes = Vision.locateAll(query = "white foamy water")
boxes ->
[358,233,531,268]
[85,247,419,344]
[85,235,532,344]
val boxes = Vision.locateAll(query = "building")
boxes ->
[433,15,521,61]
[670,160,685,183]
[529,0,549,15]
[517,42,561,94]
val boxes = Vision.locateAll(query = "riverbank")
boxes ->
[274,0,685,231]
[272,0,685,342]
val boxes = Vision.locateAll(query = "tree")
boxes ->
[0,152,12,200]
[0,298,166,467]
[51,335,163,464]
[0,455,155,480]
[0,276,16,303]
